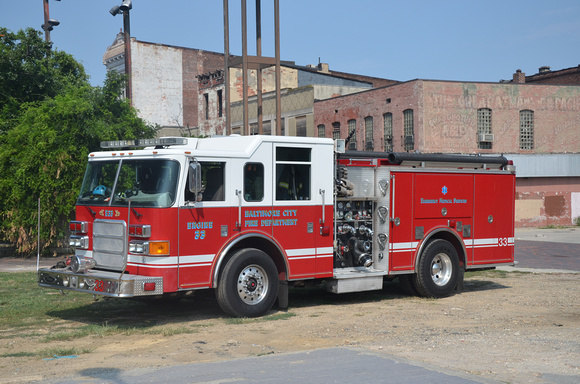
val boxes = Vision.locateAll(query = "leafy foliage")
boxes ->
[0,28,156,254]
[0,27,86,133]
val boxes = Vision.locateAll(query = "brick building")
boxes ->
[103,33,224,136]
[509,65,580,85]
[103,35,580,227]
[103,34,396,137]
[314,77,580,227]
[198,63,397,136]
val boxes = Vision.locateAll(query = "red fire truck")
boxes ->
[38,135,515,317]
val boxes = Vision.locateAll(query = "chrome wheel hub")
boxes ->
[237,264,269,305]
[431,253,452,286]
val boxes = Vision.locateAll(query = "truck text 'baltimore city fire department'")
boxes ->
[38,135,515,317]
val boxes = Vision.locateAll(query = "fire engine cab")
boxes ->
[38,135,515,317]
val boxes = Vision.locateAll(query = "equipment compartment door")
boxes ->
[472,174,515,265]
[389,172,416,271]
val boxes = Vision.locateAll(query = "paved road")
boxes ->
[510,227,580,272]
[47,347,495,384]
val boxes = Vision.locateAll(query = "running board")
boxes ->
[328,268,386,294]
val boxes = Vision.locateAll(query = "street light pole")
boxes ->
[110,0,133,105]
[42,0,60,43]
[123,9,132,105]
[43,0,50,41]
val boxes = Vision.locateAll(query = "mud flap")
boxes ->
[455,267,465,292]
[277,280,288,310]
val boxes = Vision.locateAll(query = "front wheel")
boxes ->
[216,248,278,317]
[414,239,460,298]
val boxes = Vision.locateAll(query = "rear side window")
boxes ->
[275,147,311,201]
[244,163,264,202]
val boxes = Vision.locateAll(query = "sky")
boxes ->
[2,1,579,87]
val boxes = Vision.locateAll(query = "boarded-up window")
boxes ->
[296,116,307,137]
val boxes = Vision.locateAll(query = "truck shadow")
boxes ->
[46,277,509,325]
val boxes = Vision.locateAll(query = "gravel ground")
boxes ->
[1,271,579,384]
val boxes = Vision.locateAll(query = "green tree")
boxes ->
[0,28,156,254]
[0,27,86,133]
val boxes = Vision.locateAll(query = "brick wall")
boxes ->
[315,79,580,154]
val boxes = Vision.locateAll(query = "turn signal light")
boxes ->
[149,241,170,255]
[129,240,170,255]
[143,282,156,291]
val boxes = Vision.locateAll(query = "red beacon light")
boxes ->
[505,160,516,173]
[69,221,88,233]
[129,225,151,238]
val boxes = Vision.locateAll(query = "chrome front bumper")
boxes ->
[38,268,164,297]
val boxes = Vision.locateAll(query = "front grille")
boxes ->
[93,220,127,271]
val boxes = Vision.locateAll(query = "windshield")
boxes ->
[77,159,180,207]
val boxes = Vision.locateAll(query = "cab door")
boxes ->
[178,161,230,289]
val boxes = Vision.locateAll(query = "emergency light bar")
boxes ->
[100,137,188,149]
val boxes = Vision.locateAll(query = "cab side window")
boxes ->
[244,163,264,202]
[201,162,225,201]
[275,147,311,201]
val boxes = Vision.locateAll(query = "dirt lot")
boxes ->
[1,271,579,384]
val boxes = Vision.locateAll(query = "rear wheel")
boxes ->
[216,248,278,317]
[414,239,459,298]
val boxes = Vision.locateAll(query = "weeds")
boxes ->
[39,347,93,359]
[224,312,296,324]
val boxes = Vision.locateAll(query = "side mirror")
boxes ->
[188,161,202,197]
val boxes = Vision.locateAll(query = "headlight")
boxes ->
[69,235,89,249]
[70,255,96,273]
[129,241,170,255]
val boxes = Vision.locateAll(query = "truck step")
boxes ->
[328,268,385,294]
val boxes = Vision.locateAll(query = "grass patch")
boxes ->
[0,272,221,341]
[39,346,93,359]
[224,312,296,324]
[42,323,124,342]
[1,351,38,358]
[154,326,198,337]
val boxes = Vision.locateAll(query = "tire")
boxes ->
[398,274,420,296]
[414,239,459,298]
[216,248,278,317]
